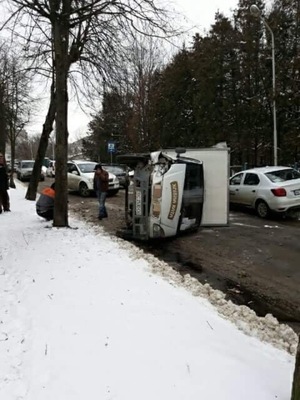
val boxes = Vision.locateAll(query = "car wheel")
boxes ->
[255,200,270,218]
[79,182,90,197]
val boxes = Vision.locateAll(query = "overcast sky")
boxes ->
[22,0,241,143]
[174,0,239,33]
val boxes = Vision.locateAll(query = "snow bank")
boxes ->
[91,225,298,355]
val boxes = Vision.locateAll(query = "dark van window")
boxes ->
[184,163,203,191]
[182,163,204,224]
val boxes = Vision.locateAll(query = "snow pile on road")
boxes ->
[96,229,299,356]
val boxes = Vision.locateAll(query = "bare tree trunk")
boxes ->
[7,0,174,224]
[52,10,70,227]
[9,137,16,188]
[25,83,56,200]
[291,336,300,400]
[0,88,6,155]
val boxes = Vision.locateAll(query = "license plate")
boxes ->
[135,190,142,216]
[294,189,300,196]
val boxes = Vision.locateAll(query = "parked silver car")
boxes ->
[67,160,120,197]
[16,160,45,182]
[229,166,300,218]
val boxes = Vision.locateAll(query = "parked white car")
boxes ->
[46,160,55,177]
[229,166,300,218]
[67,160,120,197]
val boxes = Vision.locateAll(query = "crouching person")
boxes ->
[36,183,55,221]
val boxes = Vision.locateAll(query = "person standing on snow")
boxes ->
[93,163,109,220]
[0,153,10,213]
[36,182,55,221]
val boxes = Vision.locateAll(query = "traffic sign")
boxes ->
[107,141,116,154]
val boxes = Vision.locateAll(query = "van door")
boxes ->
[156,163,186,236]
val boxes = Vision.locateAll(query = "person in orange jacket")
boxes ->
[36,182,55,220]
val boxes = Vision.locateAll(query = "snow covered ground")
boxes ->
[0,183,298,400]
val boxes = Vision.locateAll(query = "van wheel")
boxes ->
[255,200,270,218]
[79,182,90,197]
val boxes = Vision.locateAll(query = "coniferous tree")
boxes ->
[270,0,300,164]
[153,46,196,148]
[83,89,134,162]
[192,14,239,149]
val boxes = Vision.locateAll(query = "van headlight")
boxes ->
[152,183,162,218]
[152,202,161,218]
[153,224,165,238]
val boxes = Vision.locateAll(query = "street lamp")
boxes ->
[250,4,278,166]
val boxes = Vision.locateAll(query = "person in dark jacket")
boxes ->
[36,182,55,220]
[93,163,109,220]
[0,153,10,213]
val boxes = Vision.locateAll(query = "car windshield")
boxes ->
[265,168,300,183]
[104,166,125,175]
[77,163,96,173]
[22,161,34,168]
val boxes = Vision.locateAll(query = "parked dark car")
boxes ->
[102,164,131,188]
